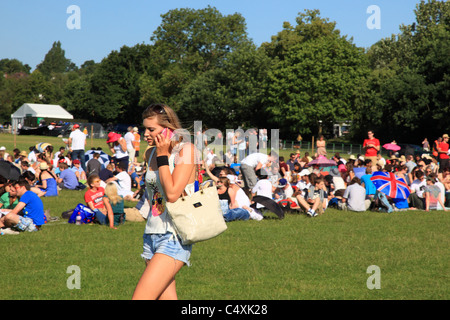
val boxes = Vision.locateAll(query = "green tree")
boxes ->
[0,58,31,75]
[261,9,340,61]
[141,6,251,110]
[177,43,272,130]
[152,6,249,73]
[263,10,368,138]
[353,0,449,142]
[86,44,153,123]
[36,41,77,77]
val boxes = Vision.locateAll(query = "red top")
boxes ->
[84,187,105,209]
[363,138,380,157]
[438,142,449,159]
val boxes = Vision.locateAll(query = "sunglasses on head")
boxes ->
[149,104,166,115]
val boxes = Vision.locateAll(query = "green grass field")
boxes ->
[0,133,449,300]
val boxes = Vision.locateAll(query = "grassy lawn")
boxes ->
[0,133,448,300]
[1,190,448,300]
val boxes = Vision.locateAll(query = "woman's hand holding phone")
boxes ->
[156,128,173,156]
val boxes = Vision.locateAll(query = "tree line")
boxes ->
[0,1,448,143]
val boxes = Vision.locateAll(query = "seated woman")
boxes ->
[84,174,116,229]
[35,162,58,197]
[0,181,19,209]
[425,177,447,212]
[205,164,262,221]
[216,177,249,222]
[104,182,126,226]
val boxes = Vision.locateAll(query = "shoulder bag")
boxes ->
[165,165,227,245]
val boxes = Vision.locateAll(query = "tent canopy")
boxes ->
[11,103,73,119]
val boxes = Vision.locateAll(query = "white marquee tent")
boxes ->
[11,103,73,131]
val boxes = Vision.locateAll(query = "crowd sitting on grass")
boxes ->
[1,131,449,234]
[0,141,144,234]
[202,132,450,219]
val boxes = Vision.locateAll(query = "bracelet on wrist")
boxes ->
[157,156,169,168]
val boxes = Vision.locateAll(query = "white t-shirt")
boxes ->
[333,176,346,190]
[124,132,135,149]
[410,179,426,198]
[241,153,268,168]
[235,188,251,208]
[343,183,367,212]
[69,129,86,151]
[435,181,445,207]
[28,151,37,163]
[115,171,133,196]
[296,180,311,194]
[206,152,216,166]
[252,179,273,199]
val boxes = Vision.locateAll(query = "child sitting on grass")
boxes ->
[84,174,116,229]
[104,182,126,226]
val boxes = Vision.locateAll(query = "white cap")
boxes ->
[299,169,310,176]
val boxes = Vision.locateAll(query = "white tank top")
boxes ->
[114,138,128,159]
[144,143,196,235]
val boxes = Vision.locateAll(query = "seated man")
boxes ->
[106,162,137,201]
[0,180,45,233]
[86,152,102,177]
[339,177,371,212]
[295,177,325,217]
[408,170,427,210]
[99,163,115,182]
[57,162,80,190]
[71,159,87,183]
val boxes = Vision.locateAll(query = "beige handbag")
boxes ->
[166,184,228,245]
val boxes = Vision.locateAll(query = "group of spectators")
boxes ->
[0,124,146,234]
[207,131,449,218]
[1,126,448,234]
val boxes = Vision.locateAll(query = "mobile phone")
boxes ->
[161,128,174,139]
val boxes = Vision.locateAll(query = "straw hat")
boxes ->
[39,162,49,170]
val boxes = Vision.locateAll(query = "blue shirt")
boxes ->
[39,177,58,197]
[60,169,79,189]
[360,174,376,196]
[19,191,45,226]
[354,167,366,179]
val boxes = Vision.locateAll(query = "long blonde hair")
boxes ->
[142,103,182,132]
[105,182,123,205]
[142,103,183,150]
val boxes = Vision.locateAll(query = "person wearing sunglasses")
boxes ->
[133,103,198,300]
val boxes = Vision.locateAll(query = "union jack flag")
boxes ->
[370,171,411,199]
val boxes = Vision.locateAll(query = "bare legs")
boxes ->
[132,253,185,300]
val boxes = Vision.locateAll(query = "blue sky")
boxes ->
[0,0,421,70]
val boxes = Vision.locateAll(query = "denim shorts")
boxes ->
[14,216,39,232]
[141,232,192,266]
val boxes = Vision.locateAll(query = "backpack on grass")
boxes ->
[68,203,96,224]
